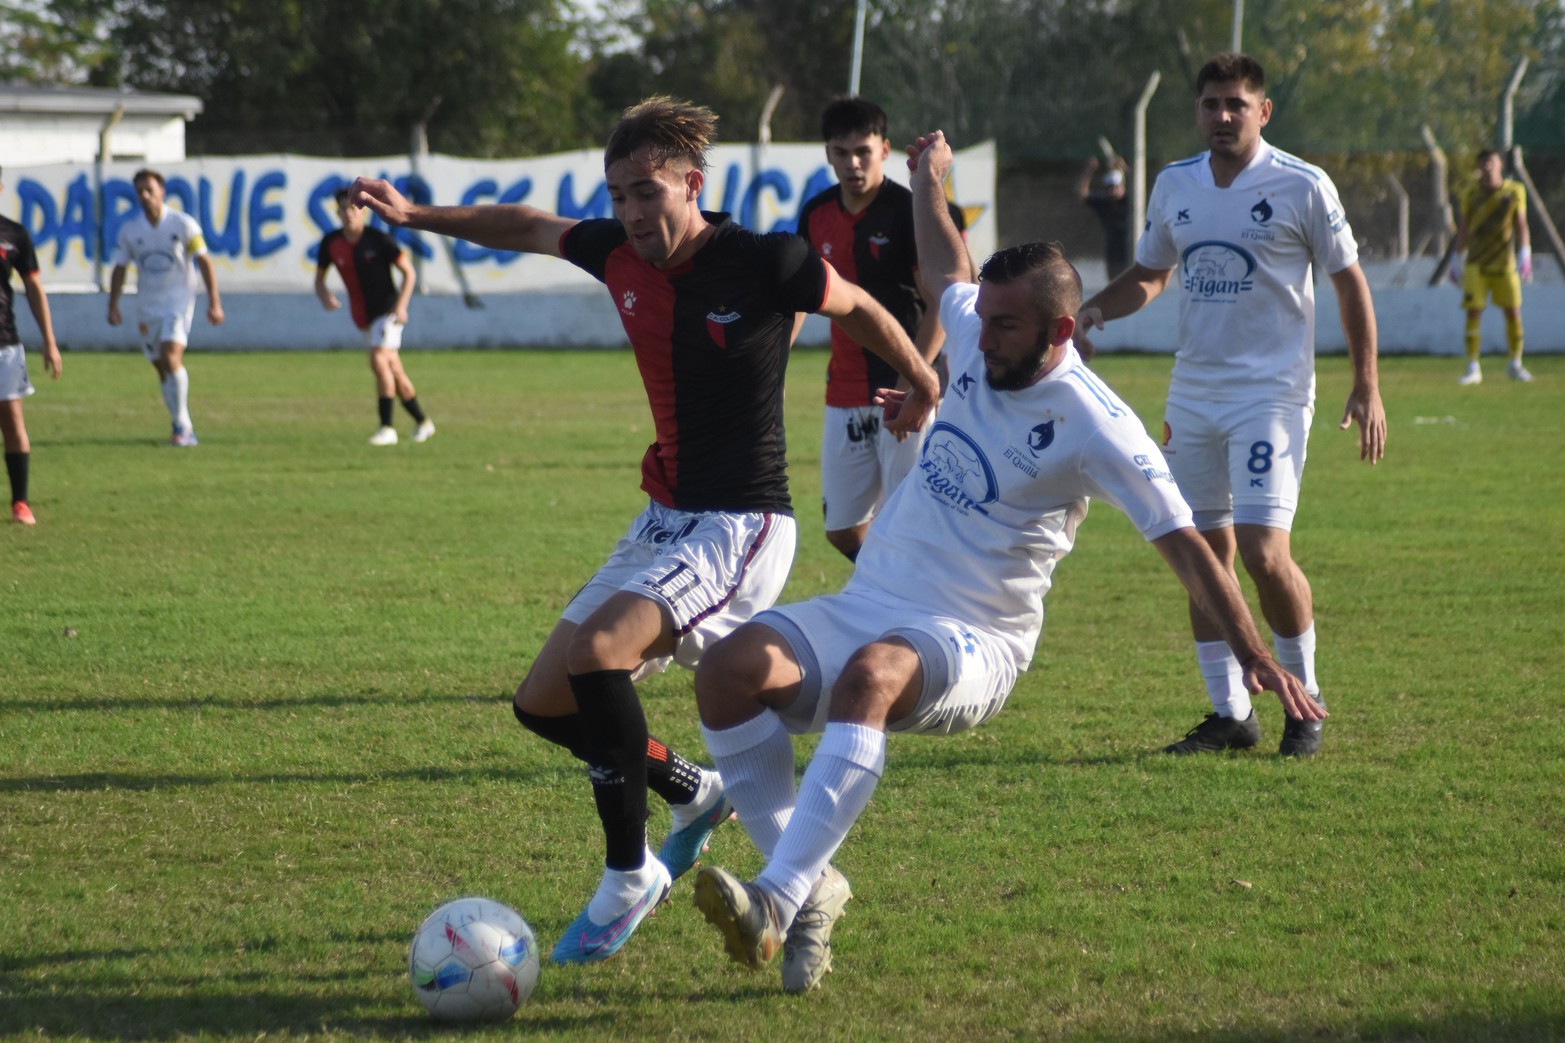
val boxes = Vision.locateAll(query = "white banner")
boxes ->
[2,142,996,295]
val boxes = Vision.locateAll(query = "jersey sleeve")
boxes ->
[12,226,40,276]
[559,219,626,283]
[1078,419,1193,541]
[1305,172,1358,275]
[111,223,133,268]
[181,212,209,257]
[768,233,830,314]
[1135,170,1178,270]
[315,232,336,273]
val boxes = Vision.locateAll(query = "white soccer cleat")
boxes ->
[1508,360,1533,383]
[412,419,437,443]
[1457,361,1482,386]
[369,425,399,446]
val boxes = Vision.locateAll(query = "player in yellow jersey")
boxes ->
[1449,149,1532,384]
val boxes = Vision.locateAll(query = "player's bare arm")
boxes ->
[906,130,970,302]
[196,254,224,326]
[314,266,339,312]
[22,270,61,380]
[819,272,939,437]
[106,265,127,326]
[1074,263,1176,358]
[349,177,575,258]
[393,252,417,325]
[1330,263,1385,464]
[1153,526,1324,722]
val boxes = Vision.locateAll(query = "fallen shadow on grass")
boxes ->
[1083,1010,1565,1043]
[2,691,509,713]
[0,762,560,793]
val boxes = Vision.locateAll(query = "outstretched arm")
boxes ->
[905,130,972,305]
[349,177,576,258]
[1329,263,1385,464]
[1152,527,1325,722]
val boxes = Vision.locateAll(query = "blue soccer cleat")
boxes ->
[550,859,671,964]
[658,776,732,880]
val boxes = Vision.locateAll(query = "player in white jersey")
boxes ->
[688,129,1320,994]
[1078,53,1385,758]
[107,169,224,447]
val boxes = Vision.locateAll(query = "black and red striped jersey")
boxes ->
[0,216,40,345]
[796,180,965,407]
[561,213,829,514]
[317,227,403,330]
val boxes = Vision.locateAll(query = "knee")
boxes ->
[824,528,864,561]
[694,630,770,728]
[830,648,910,725]
[1237,538,1295,584]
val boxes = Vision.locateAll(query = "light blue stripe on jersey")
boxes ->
[1273,152,1323,180]
[1166,155,1206,170]
[1066,366,1127,417]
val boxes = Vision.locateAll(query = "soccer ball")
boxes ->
[408,896,540,1022]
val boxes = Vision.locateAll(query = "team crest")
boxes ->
[706,308,741,348]
[868,233,890,260]
[1027,420,1055,454]
[1250,199,1273,224]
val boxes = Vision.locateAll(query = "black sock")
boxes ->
[400,396,426,423]
[377,397,393,426]
[568,670,649,871]
[5,452,28,504]
[514,705,700,807]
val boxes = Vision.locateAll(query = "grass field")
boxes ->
[2,348,1562,1042]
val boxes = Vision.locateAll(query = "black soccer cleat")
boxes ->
[1163,710,1262,755]
[1278,694,1327,757]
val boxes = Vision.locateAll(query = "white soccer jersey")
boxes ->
[846,282,1194,670]
[1137,139,1358,405]
[112,208,207,315]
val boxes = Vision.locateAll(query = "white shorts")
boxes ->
[757,588,1017,737]
[561,501,797,674]
[820,405,927,531]
[364,315,404,351]
[137,305,196,360]
[1162,394,1314,532]
[0,344,36,401]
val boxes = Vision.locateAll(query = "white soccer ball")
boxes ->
[408,896,540,1022]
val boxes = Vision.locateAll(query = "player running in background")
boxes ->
[316,188,434,445]
[107,169,223,447]
[1449,148,1533,384]
[350,96,939,966]
[1077,52,1385,758]
[2,168,63,525]
[689,129,1319,993]
[797,96,967,562]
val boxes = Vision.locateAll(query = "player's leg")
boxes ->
[1495,273,1530,381]
[157,339,197,445]
[1459,274,1486,384]
[367,343,399,444]
[821,405,883,561]
[377,319,434,438]
[2,394,34,524]
[1161,399,1260,752]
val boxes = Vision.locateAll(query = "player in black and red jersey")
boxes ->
[350,96,939,965]
[315,188,433,446]
[1,168,63,526]
[795,97,968,561]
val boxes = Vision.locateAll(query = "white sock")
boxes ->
[1197,640,1251,719]
[668,768,720,831]
[757,721,885,928]
[702,711,796,858]
[1273,625,1320,697]
[585,846,663,922]
[159,371,179,421]
[170,367,191,430]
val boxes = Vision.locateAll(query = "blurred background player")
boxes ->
[795,96,967,562]
[316,188,434,445]
[350,96,938,965]
[1078,53,1385,758]
[1449,148,1532,384]
[1076,155,1131,280]
[2,167,62,525]
[107,168,222,447]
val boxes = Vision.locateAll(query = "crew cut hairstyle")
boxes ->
[978,241,1083,323]
[605,96,718,173]
[1195,52,1266,95]
[1476,147,1501,164]
[132,167,166,188]
[821,96,888,142]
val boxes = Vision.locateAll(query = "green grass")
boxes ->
[3,348,1562,1041]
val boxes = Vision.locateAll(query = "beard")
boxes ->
[985,336,1053,391]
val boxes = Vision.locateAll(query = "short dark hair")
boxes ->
[820,96,888,142]
[333,187,352,207]
[978,242,1083,322]
[132,168,165,189]
[1476,147,1501,165]
[1195,52,1266,95]
[604,96,718,173]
